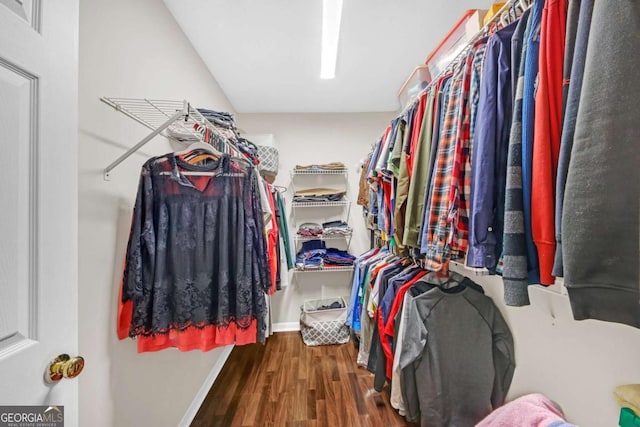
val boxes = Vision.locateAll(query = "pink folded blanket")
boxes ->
[476,393,577,427]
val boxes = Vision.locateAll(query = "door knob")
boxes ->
[46,354,85,383]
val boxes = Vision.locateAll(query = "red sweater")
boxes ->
[532,0,568,285]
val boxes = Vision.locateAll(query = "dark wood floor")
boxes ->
[191,332,413,427]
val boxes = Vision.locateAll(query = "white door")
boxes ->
[0,0,79,425]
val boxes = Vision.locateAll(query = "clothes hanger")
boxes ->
[175,138,222,166]
[499,10,511,28]
[179,129,219,164]
[510,2,518,21]
[175,140,220,156]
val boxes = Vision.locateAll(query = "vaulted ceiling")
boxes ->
[164,0,494,113]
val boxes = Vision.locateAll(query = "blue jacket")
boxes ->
[520,0,544,284]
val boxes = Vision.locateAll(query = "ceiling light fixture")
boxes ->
[320,0,344,79]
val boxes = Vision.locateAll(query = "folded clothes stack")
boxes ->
[236,138,260,166]
[295,162,346,171]
[297,223,323,237]
[295,241,355,269]
[317,300,345,310]
[295,240,326,270]
[323,248,356,266]
[293,188,346,203]
[322,220,352,236]
[197,108,235,129]
[475,393,577,427]
[197,108,238,142]
[167,107,238,143]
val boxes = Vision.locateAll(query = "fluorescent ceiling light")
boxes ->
[320,0,343,79]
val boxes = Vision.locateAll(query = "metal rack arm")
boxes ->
[103,109,185,180]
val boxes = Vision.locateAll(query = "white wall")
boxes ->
[238,113,395,326]
[78,1,236,426]
[449,265,640,427]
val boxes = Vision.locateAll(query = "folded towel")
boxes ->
[615,385,640,416]
[475,393,576,427]
[323,229,352,236]
[293,194,344,202]
[297,222,323,236]
[322,220,349,229]
[294,188,346,197]
[295,162,346,171]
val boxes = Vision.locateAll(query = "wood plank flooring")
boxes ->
[191,332,414,427]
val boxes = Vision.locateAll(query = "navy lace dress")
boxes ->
[118,153,271,352]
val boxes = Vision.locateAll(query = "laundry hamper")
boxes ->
[300,297,350,346]
[257,145,279,178]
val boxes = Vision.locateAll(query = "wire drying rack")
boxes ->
[100,97,240,180]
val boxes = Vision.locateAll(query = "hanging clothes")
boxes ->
[117,153,271,352]
[418,75,449,256]
[467,20,517,270]
[348,245,515,426]
[361,0,638,325]
[357,155,371,207]
[356,251,394,367]
[274,190,294,270]
[520,0,544,285]
[562,0,640,328]
[389,272,485,415]
[399,280,515,427]
[377,267,426,383]
[393,108,415,254]
[403,90,436,248]
[345,247,380,331]
[423,69,461,272]
[448,38,488,260]
[553,0,593,277]
[264,182,279,294]
[531,0,568,285]
[502,7,536,306]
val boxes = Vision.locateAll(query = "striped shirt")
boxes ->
[502,7,536,306]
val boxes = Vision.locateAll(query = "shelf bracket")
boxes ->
[103,106,187,181]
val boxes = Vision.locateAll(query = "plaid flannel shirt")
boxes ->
[447,40,489,260]
[424,64,466,272]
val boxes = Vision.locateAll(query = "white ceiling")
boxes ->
[164,0,494,113]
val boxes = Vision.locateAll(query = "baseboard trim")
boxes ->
[272,322,300,332]
[178,344,234,427]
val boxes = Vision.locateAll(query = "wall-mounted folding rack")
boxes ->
[99,97,240,180]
